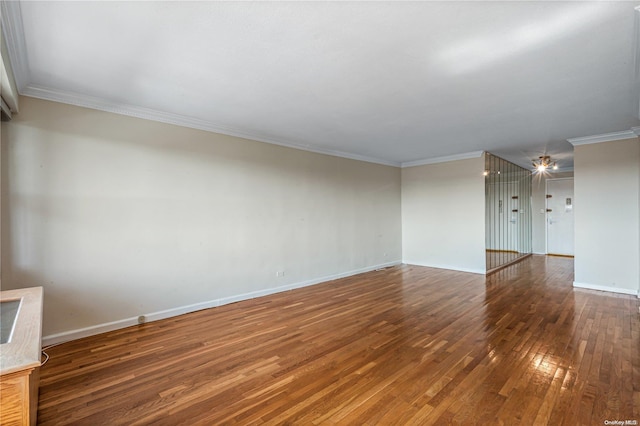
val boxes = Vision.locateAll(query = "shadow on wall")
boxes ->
[3,97,402,338]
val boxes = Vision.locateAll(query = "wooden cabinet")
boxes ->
[0,367,40,426]
[0,287,43,426]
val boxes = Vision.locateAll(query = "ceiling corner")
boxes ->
[400,151,484,168]
[1,0,30,92]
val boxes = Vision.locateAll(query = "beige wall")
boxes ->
[531,171,574,254]
[2,97,402,341]
[7,96,636,343]
[1,117,4,286]
[574,137,639,295]
[401,156,486,274]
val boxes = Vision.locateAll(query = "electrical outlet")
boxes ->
[276,271,285,277]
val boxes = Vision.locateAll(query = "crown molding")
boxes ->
[567,129,638,146]
[22,84,401,167]
[400,150,484,168]
[0,0,29,91]
[0,0,399,168]
[555,167,574,173]
[541,167,574,174]
[635,7,640,119]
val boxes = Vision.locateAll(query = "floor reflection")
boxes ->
[486,250,531,272]
[38,255,638,425]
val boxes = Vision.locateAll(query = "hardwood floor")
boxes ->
[38,256,639,425]
[485,249,523,270]
[485,250,531,275]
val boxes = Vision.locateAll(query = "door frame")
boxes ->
[545,177,574,255]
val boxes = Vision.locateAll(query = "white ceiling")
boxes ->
[3,1,640,169]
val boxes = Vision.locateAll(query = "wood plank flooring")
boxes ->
[37,256,640,425]
[485,250,523,271]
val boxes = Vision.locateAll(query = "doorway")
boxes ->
[546,178,574,256]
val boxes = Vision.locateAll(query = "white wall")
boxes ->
[531,171,573,254]
[573,137,639,295]
[401,156,486,274]
[2,97,402,341]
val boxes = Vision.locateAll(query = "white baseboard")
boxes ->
[402,260,485,275]
[573,282,639,297]
[42,260,402,346]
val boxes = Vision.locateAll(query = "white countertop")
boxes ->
[1,287,43,375]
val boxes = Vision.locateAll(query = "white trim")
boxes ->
[41,260,402,346]
[0,0,28,92]
[550,167,574,173]
[21,85,401,168]
[635,7,640,120]
[402,260,485,275]
[545,177,574,182]
[532,167,574,175]
[0,27,20,113]
[567,130,638,146]
[573,282,639,297]
[632,126,640,136]
[43,318,138,348]
[400,151,484,168]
